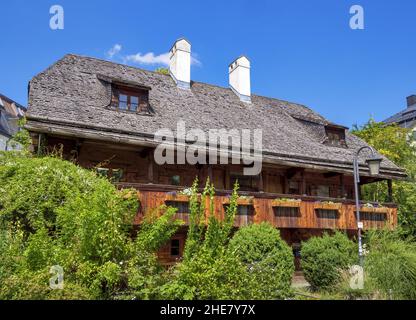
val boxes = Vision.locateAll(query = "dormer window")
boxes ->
[111,83,151,113]
[117,93,139,111]
[324,125,347,147]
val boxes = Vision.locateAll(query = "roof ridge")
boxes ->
[66,53,316,111]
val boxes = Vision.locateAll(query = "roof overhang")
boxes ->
[25,117,408,181]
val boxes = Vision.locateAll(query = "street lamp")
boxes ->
[353,146,382,266]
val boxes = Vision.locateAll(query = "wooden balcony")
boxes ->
[116,183,397,231]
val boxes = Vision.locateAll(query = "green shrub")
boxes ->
[0,153,181,299]
[161,180,259,300]
[301,232,356,290]
[364,230,416,300]
[228,222,294,299]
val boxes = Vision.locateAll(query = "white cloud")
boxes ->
[107,44,122,59]
[124,51,201,67]
[106,44,201,67]
[124,52,171,66]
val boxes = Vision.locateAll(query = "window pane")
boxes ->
[96,168,109,178]
[170,239,180,256]
[119,94,128,110]
[119,102,127,110]
[165,201,189,213]
[111,169,123,183]
[130,96,139,111]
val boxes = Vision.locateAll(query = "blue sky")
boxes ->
[1,0,415,127]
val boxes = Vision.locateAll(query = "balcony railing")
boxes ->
[115,183,397,230]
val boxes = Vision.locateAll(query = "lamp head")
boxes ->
[366,157,382,176]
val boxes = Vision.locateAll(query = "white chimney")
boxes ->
[169,38,191,89]
[229,56,251,103]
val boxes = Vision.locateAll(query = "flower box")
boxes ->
[358,206,389,214]
[223,197,254,206]
[271,199,302,208]
[165,194,190,202]
[314,202,342,211]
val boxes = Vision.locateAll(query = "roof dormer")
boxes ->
[324,124,347,148]
[97,75,152,114]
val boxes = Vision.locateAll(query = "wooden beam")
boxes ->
[301,170,306,195]
[323,172,342,179]
[387,180,393,202]
[37,133,44,156]
[258,171,264,192]
[147,150,154,183]
[207,165,213,184]
[224,166,230,190]
[283,175,289,194]
[340,174,346,199]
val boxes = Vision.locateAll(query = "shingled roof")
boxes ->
[0,93,25,138]
[26,54,406,180]
[384,106,416,128]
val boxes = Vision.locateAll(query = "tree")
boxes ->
[352,119,416,237]
[155,67,169,75]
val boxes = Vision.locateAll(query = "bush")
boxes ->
[364,230,416,300]
[160,180,250,299]
[301,232,356,290]
[228,222,294,299]
[0,153,181,299]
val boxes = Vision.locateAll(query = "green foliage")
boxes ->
[364,230,416,300]
[352,118,416,237]
[7,118,32,151]
[228,222,294,299]
[155,67,169,75]
[161,181,294,300]
[351,118,415,167]
[0,153,296,300]
[301,232,356,291]
[135,206,183,253]
[160,179,248,299]
[0,153,181,300]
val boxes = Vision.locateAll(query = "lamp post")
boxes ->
[353,146,382,266]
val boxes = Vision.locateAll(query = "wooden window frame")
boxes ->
[112,85,149,113]
[165,201,190,214]
[223,204,255,216]
[117,91,140,112]
[325,126,347,147]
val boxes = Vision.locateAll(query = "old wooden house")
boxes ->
[25,39,406,266]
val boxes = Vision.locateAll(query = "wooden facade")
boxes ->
[30,134,398,266]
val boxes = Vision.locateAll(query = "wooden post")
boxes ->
[301,170,306,195]
[37,133,44,156]
[207,165,213,183]
[258,171,264,192]
[147,149,154,183]
[340,174,345,198]
[225,167,230,190]
[387,180,393,202]
[283,176,289,194]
